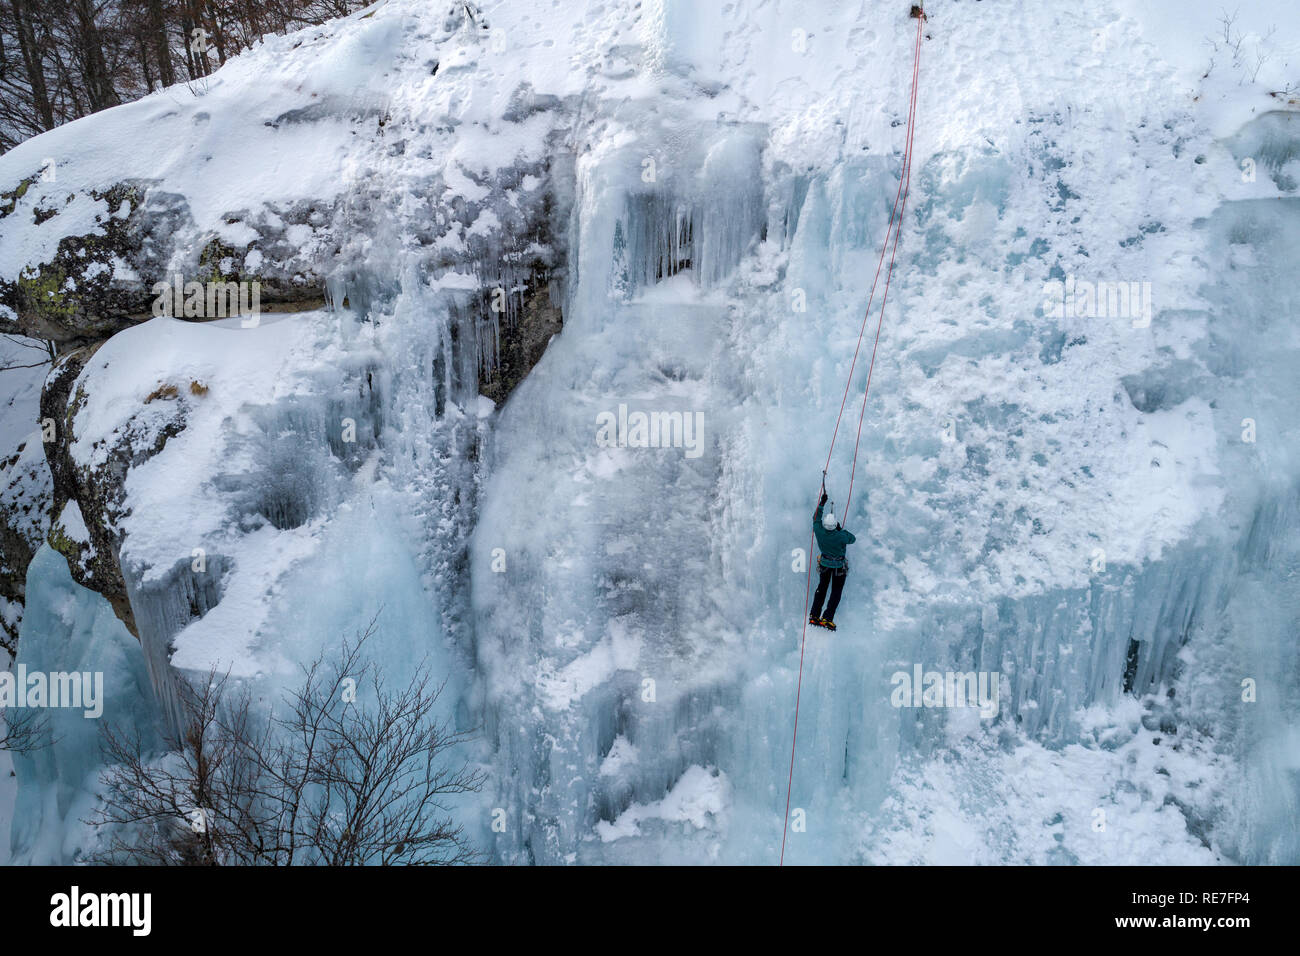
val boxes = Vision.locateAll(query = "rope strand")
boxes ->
[780,14,923,866]
[845,20,922,515]
[821,19,923,477]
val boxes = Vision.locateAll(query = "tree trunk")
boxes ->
[9,0,55,130]
[147,0,174,87]
[71,0,120,111]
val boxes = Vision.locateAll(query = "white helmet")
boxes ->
[822,511,838,531]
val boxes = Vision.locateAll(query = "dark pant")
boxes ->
[811,566,847,622]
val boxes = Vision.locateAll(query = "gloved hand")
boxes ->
[819,491,828,506]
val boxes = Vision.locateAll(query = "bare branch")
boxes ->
[0,705,55,756]
[85,615,483,865]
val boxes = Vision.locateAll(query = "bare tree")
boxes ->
[89,667,268,864]
[1,0,376,153]
[1203,9,1279,87]
[4,0,56,132]
[0,705,52,756]
[1,332,56,372]
[87,618,484,865]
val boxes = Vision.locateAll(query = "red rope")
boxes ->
[779,527,816,866]
[822,18,924,478]
[845,20,922,515]
[780,15,923,866]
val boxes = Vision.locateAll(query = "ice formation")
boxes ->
[1,0,1297,864]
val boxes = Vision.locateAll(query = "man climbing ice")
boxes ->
[810,490,856,631]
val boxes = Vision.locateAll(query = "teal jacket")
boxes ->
[813,501,856,570]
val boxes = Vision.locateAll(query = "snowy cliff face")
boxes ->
[2,0,1298,864]
[472,1,1300,864]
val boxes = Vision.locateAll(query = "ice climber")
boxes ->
[810,490,855,631]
